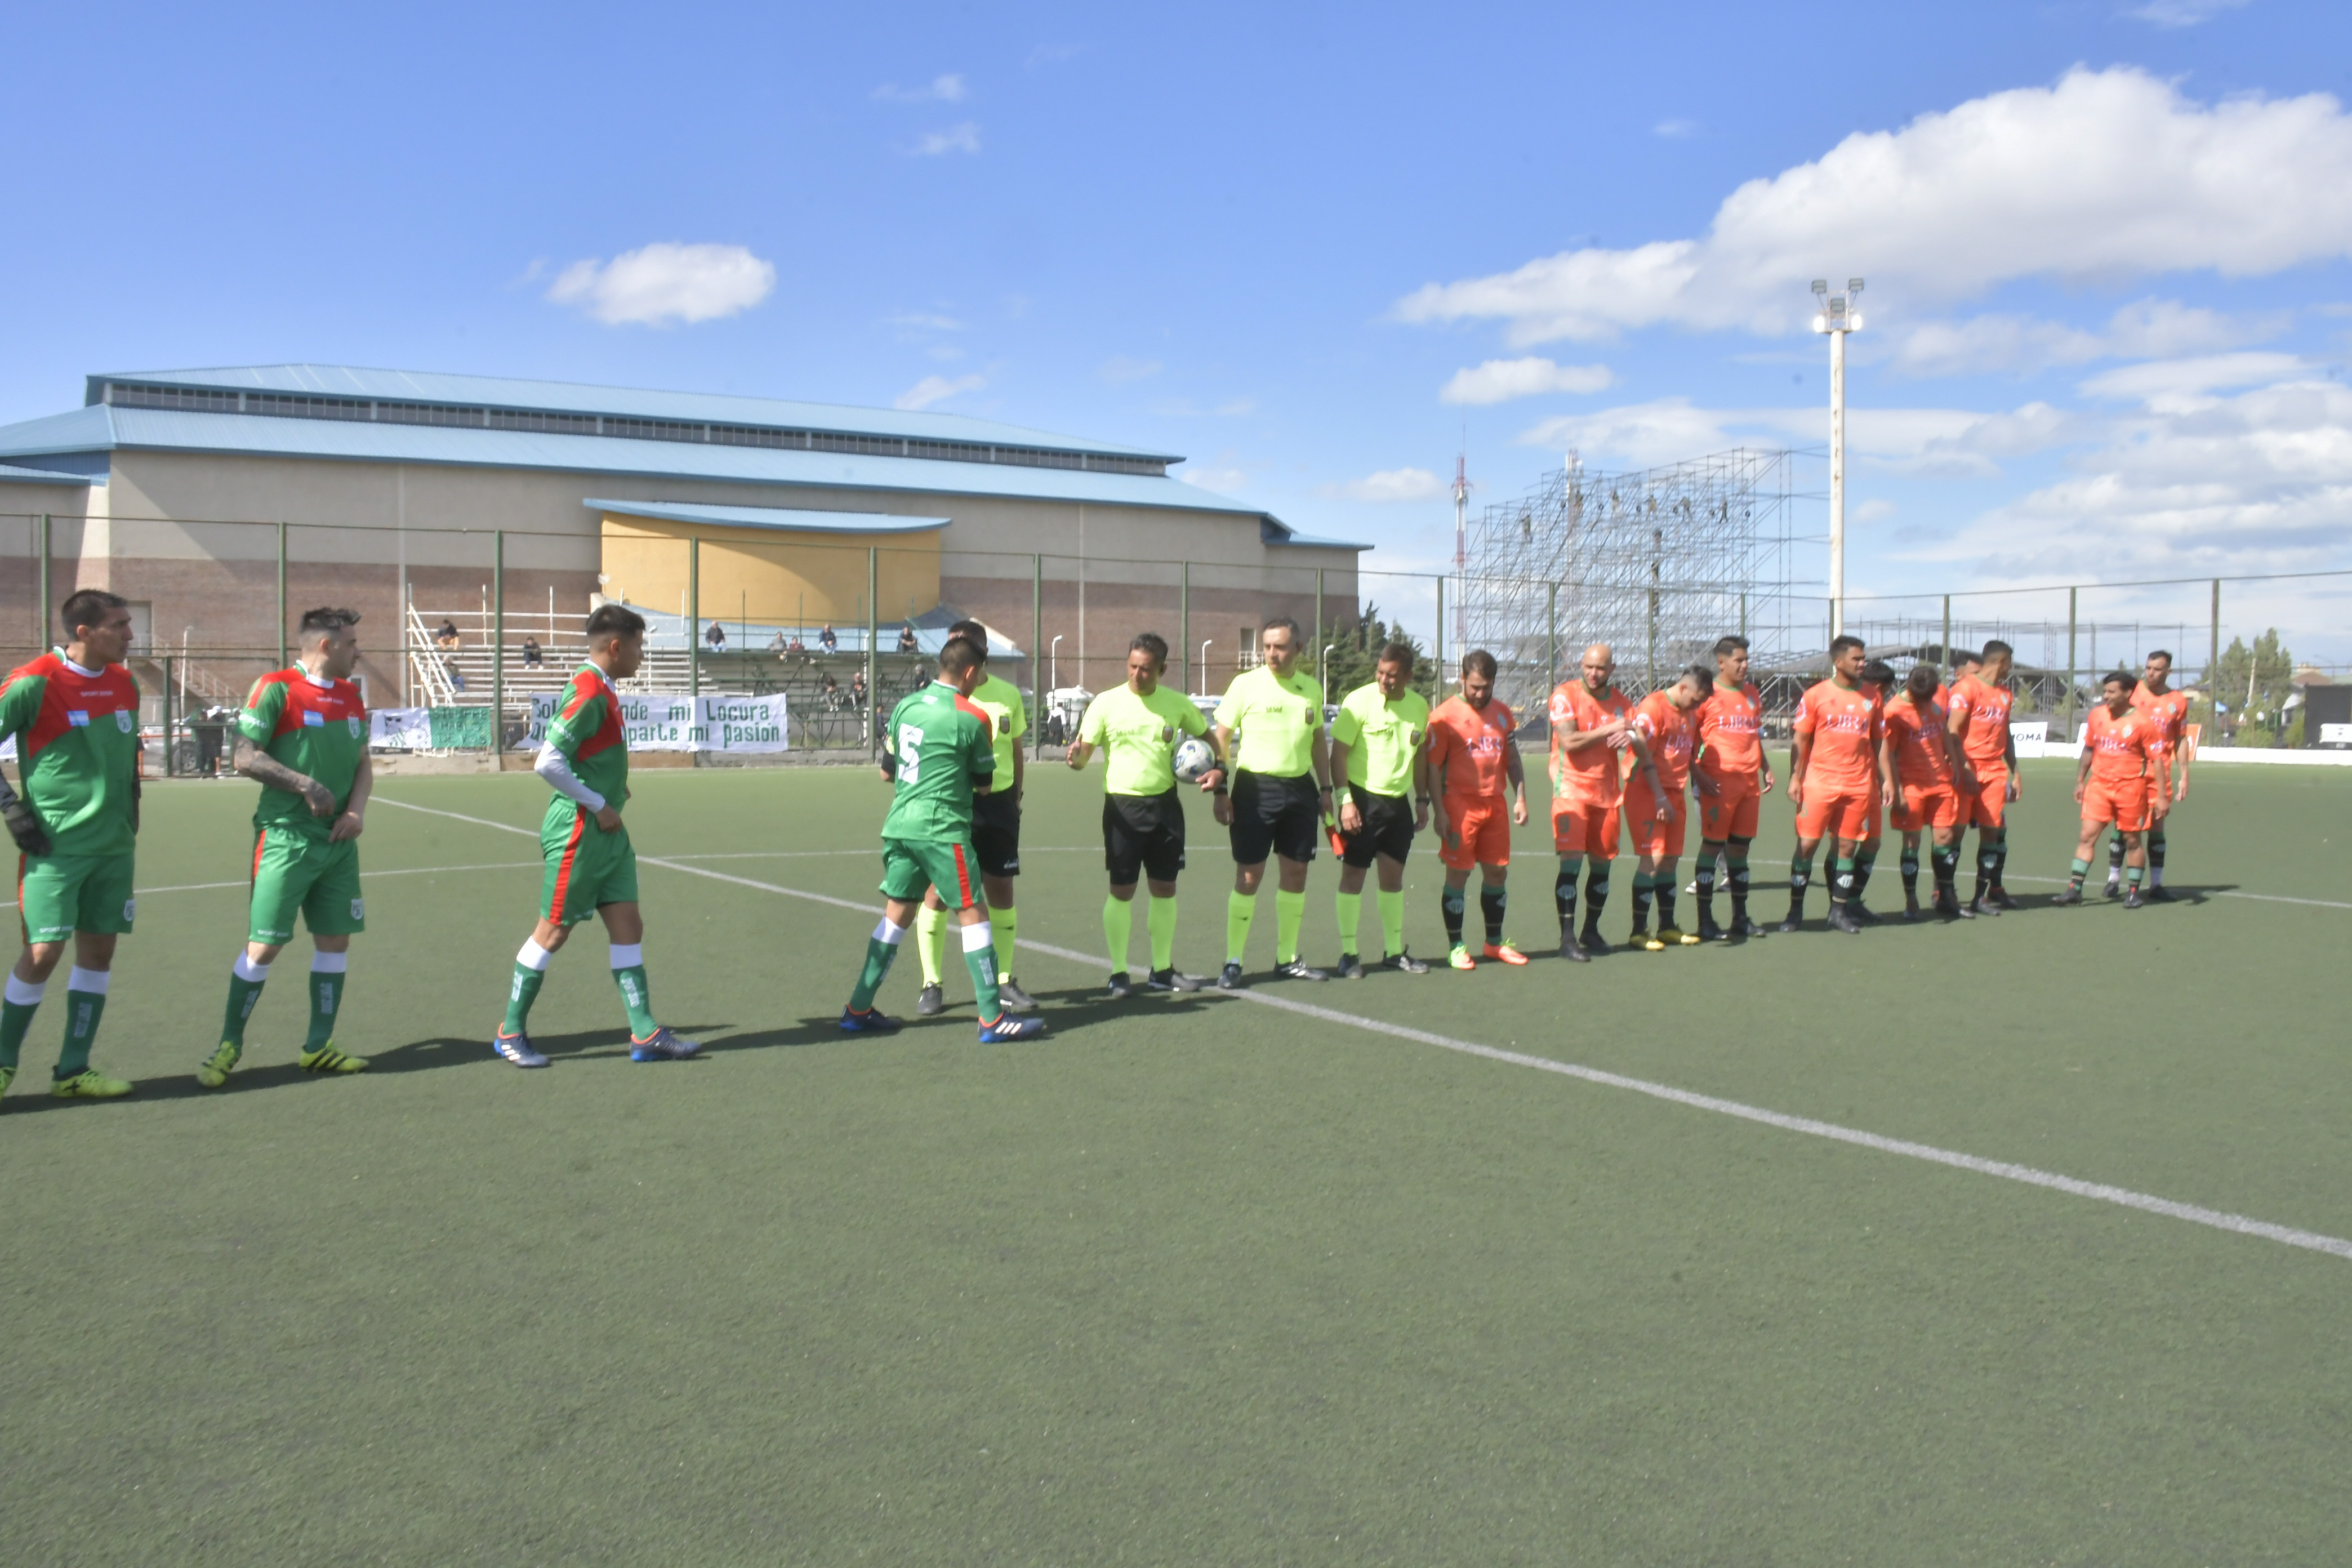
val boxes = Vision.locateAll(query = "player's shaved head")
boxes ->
[938,635,985,679]
[1710,635,1748,660]
[585,603,647,646]
[947,619,988,656]
[1580,643,1615,692]
[297,607,360,645]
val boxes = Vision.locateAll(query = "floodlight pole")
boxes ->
[1812,279,1863,640]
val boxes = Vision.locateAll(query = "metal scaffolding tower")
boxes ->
[1459,448,1810,717]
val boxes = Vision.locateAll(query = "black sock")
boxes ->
[1478,887,1506,946]
[1729,839,1752,923]
[1656,883,1678,930]
[1629,876,1654,932]
[1852,847,1877,906]
[1992,843,2009,894]
[1583,867,1610,933]
[2150,827,2167,871]
[2106,834,2125,876]
[1441,886,1466,947]
[1695,855,1717,924]
[1787,852,1811,920]
[1554,863,1579,931]
[1931,845,1958,898]
[1972,840,1994,900]
[1900,849,1920,899]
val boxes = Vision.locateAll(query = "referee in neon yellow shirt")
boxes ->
[1328,642,1434,976]
[1212,616,1333,987]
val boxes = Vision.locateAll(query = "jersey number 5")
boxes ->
[897,723,925,785]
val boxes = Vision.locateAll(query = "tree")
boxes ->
[1312,602,1435,701]
[2208,629,2295,742]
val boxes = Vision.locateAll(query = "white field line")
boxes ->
[0,861,544,910]
[376,795,2352,1264]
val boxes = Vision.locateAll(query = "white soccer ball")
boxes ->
[1173,736,1215,782]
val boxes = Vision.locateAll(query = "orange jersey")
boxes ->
[1548,681,1632,805]
[1949,674,2016,769]
[2131,685,2190,760]
[1694,680,1763,780]
[1428,696,1516,801]
[2085,703,2163,792]
[1631,689,1698,793]
[1793,679,1882,796]
[1882,694,1953,790]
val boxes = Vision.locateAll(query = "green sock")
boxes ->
[55,977,107,1077]
[961,921,1003,1019]
[2068,855,2091,892]
[1274,888,1306,964]
[612,952,657,1038]
[1104,894,1135,972]
[304,961,345,1050]
[221,963,267,1049]
[914,903,948,987]
[1226,891,1255,965]
[848,921,904,1012]
[0,985,40,1071]
[504,966,546,1036]
[2126,863,2144,888]
[1147,894,1178,973]
[1377,889,1405,956]
[993,903,1018,983]
[1335,889,1363,956]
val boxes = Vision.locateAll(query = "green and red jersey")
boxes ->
[545,663,630,823]
[239,667,368,838]
[0,651,142,857]
[881,681,995,843]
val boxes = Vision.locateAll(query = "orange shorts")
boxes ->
[2083,779,2149,834]
[1625,781,1687,859]
[1694,776,1759,840]
[1551,798,1621,860]
[1437,798,1512,870]
[1890,785,1962,834]
[1795,788,1874,842]
[2144,775,2171,814]
[1964,768,2009,828]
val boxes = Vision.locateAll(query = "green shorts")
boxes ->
[542,808,639,926]
[247,827,366,945]
[18,850,137,942]
[879,836,981,910]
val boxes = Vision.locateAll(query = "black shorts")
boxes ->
[1230,770,1321,865]
[973,790,1021,879]
[1104,789,1187,885]
[1339,791,1416,868]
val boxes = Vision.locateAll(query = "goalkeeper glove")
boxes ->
[1,794,51,857]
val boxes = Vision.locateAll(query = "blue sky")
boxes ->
[6,0,2350,652]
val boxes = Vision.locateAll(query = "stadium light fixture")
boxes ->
[1050,634,1062,690]
[1811,276,1866,638]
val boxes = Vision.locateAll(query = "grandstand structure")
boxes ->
[1459,449,1810,721]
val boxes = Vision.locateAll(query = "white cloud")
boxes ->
[1654,118,1698,139]
[893,373,985,411]
[2076,351,2308,407]
[1397,68,2352,346]
[889,311,964,332]
[1439,356,1614,405]
[875,74,965,103]
[1881,298,2282,378]
[2128,0,2248,27]
[546,243,774,326]
[1323,467,1448,502]
[1100,355,1162,384]
[1178,462,1253,496]
[1517,397,2078,475]
[913,123,981,155]
[1853,498,1898,525]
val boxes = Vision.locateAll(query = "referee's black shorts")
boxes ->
[1339,791,1416,869]
[1104,788,1187,885]
[972,789,1021,879]
[1229,770,1321,865]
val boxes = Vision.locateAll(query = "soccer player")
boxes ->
[1784,635,1882,936]
[1880,663,1970,920]
[1427,651,1528,969]
[1626,665,1709,950]
[841,636,1046,1041]
[492,604,698,1067]
[2054,672,2166,909]
[1328,641,1432,977]
[1690,634,1774,941]
[0,590,141,1103]
[2110,649,2189,900]
[1948,639,2021,915]
[1844,657,1901,922]
[1066,632,1219,997]
[1213,616,1332,987]
[914,620,1035,1015]
[1547,642,1659,961]
[201,608,374,1088]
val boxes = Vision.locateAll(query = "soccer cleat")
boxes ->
[1335,954,1367,980]
[1935,891,1972,920]
[977,1010,1048,1043]
[1639,929,1666,952]
[1827,905,1863,935]
[1733,915,1770,938]
[197,1042,242,1089]
[1696,915,1729,944]
[0,1063,14,1104]
[1382,950,1431,974]
[1483,941,1529,966]
[996,978,1040,1012]
[627,1027,700,1062]
[2124,888,2145,909]
[1903,898,1922,922]
[299,1043,369,1074]
[915,983,946,1017]
[1449,944,1476,970]
[493,1031,550,1067]
[1776,914,1803,933]
[2103,878,2124,901]
[1968,895,2001,918]
[1991,889,2021,911]
[2149,885,2176,902]
[1273,958,1329,982]
[1557,929,1590,963]
[837,1007,900,1035]
[1147,967,1204,993]
[2051,887,2083,906]
[1218,961,1245,991]
[1580,927,1610,956]
[1663,926,1701,947]
[51,1068,132,1100]
[1849,903,1883,926]
[1106,972,1135,1001]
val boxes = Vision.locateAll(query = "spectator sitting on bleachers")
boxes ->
[819,623,838,653]
[705,621,727,651]
[849,671,867,709]
[896,622,920,654]
[434,618,461,650]
[767,630,786,654]
[820,673,841,711]
[521,636,543,667]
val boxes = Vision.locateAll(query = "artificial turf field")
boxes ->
[2,756,2348,1566]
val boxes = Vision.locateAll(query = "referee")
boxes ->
[1066,632,1219,997]
[1213,616,1333,988]
[1328,642,1433,976]
[914,618,1036,1014]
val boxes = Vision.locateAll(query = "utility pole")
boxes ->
[1811,278,1864,639]
[1451,449,1471,651]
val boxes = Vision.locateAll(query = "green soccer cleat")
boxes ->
[0,1063,14,1105]
[1448,943,1476,970]
[297,1043,369,1075]
[52,1068,132,1100]
[197,1042,243,1089]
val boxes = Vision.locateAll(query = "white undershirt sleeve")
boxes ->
[534,742,605,812]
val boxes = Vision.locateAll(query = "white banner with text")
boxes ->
[524,692,790,753]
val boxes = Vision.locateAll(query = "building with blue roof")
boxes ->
[0,365,1364,706]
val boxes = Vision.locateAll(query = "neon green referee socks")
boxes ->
[1226,891,1255,965]
[1103,894,1135,971]
[993,903,1018,982]
[1274,889,1306,965]
[1378,889,1405,956]
[914,903,949,988]
[1334,890,1363,957]
[1147,894,1178,973]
